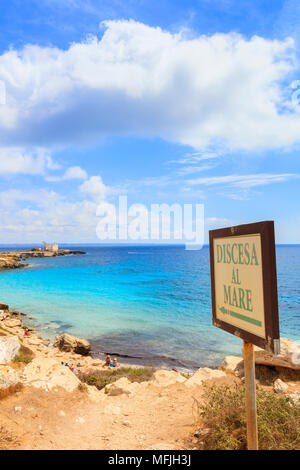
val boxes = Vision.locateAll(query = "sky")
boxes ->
[0,0,300,244]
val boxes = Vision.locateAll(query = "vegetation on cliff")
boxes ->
[195,383,300,450]
[78,366,155,390]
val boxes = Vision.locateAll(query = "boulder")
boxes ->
[4,319,22,328]
[0,303,9,310]
[87,385,106,403]
[53,333,91,355]
[0,336,21,364]
[220,356,243,374]
[105,377,132,396]
[20,358,80,392]
[27,337,45,347]
[255,338,300,370]
[151,369,186,386]
[0,366,20,389]
[10,310,20,316]
[274,378,288,394]
[185,367,226,387]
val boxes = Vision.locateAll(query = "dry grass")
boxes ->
[0,426,19,450]
[193,383,300,450]
[78,366,155,390]
[77,382,88,393]
[0,383,23,401]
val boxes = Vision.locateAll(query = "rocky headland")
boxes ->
[0,248,86,271]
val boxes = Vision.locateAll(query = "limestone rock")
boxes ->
[185,367,226,387]
[91,359,103,367]
[105,378,142,397]
[0,255,25,270]
[0,366,20,389]
[105,377,132,396]
[10,310,20,316]
[21,357,80,392]
[0,336,21,364]
[27,337,45,347]
[288,389,300,405]
[220,356,243,373]
[255,338,300,370]
[87,385,106,403]
[53,333,91,355]
[194,428,210,438]
[4,319,22,328]
[274,378,288,394]
[151,369,186,386]
[126,381,142,394]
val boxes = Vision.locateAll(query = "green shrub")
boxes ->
[195,384,300,450]
[78,366,155,390]
[181,372,192,379]
[12,351,32,364]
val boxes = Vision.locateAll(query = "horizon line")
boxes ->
[0,243,299,247]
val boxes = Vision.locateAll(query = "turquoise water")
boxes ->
[0,245,299,370]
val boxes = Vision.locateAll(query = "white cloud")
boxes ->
[79,175,108,201]
[176,164,218,176]
[0,188,100,243]
[0,20,300,151]
[0,147,59,174]
[187,173,297,187]
[64,166,87,180]
[168,152,220,165]
[46,165,87,181]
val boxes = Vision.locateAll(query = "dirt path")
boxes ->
[0,381,206,450]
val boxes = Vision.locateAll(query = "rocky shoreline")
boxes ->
[1,301,299,391]
[0,301,299,450]
[0,248,86,271]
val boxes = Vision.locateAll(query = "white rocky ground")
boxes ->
[0,308,299,450]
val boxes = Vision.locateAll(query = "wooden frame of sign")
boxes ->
[209,221,280,354]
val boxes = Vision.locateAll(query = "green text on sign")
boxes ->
[219,306,262,327]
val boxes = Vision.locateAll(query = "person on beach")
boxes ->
[111,357,120,368]
[104,355,111,367]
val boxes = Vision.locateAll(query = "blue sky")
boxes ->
[0,0,300,243]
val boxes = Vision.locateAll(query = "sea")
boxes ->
[0,244,299,371]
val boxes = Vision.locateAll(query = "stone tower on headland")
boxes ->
[43,242,59,253]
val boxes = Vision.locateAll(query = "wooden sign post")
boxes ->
[243,341,258,450]
[209,221,280,451]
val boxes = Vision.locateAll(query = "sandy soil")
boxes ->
[0,374,239,450]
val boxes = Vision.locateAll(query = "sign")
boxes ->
[209,221,280,354]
